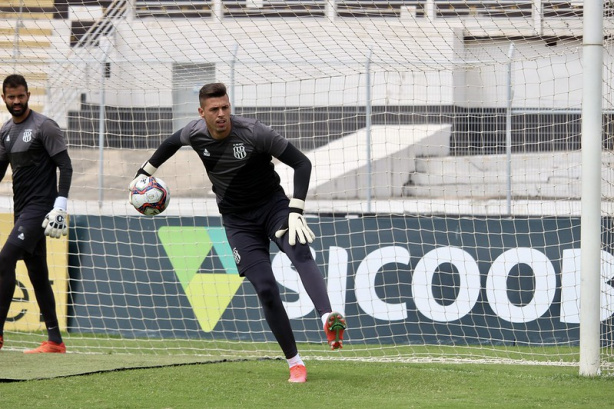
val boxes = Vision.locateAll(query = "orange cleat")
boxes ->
[288,364,307,383]
[24,341,66,354]
[324,312,346,350]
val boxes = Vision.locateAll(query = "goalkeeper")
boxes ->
[131,82,345,383]
[0,74,73,354]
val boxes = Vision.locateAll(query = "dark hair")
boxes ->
[199,83,227,103]
[3,74,28,95]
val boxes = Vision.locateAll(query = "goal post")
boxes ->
[0,0,612,374]
[579,0,604,377]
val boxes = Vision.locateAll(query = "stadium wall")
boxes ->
[48,16,610,154]
[65,103,588,155]
[52,18,598,110]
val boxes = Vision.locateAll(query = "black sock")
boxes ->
[47,325,63,344]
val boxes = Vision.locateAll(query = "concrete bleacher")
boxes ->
[403,150,586,199]
[0,0,55,122]
[0,0,56,20]
[274,124,607,202]
[276,124,451,200]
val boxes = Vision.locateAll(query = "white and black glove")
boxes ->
[129,174,149,191]
[129,161,158,191]
[42,197,69,239]
[274,198,316,246]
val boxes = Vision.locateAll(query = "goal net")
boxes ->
[1,0,613,371]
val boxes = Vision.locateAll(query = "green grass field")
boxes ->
[0,334,611,408]
[0,351,612,408]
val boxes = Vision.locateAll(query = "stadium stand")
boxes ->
[0,0,57,121]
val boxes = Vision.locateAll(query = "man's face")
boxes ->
[198,94,231,139]
[2,85,30,120]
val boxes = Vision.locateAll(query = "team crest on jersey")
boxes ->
[22,129,32,143]
[233,247,241,264]
[233,143,247,160]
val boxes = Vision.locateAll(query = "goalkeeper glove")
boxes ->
[129,161,158,190]
[42,197,69,239]
[274,198,316,246]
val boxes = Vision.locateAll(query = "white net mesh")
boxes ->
[0,0,613,371]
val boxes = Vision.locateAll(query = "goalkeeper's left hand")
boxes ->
[42,197,69,239]
[274,198,315,246]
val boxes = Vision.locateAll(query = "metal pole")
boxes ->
[579,0,603,377]
[366,49,372,212]
[230,43,238,115]
[506,42,515,215]
[97,69,106,208]
[532,0,543,36]
[325,0,336,22]
[98,40,111,208]
[12,0,24,70]
[212,0,223,21]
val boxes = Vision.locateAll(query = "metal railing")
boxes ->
[130,0,596,19]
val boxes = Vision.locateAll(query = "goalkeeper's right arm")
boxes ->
[135,161,158,177]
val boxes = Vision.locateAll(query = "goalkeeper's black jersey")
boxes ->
[0,111,68,214]
[180,115,289,214]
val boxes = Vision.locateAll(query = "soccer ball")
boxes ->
[129,176,170,216]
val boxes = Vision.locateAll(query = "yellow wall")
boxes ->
[0,214,69,331]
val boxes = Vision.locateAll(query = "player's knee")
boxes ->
[0,264,12,279]
[254,280,280,306]
[0,253,19,278]
[27,273,47,288]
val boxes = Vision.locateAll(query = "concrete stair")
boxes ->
[277,123,608,202]
[277,123,452,200]
[402,151,614,200]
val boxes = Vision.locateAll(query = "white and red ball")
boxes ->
[129,176,170,216]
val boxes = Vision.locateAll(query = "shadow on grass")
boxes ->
[0,351,278,382]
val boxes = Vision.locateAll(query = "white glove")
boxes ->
[274,198,316,246]
[129,161,158,190]
[42,197,69,239]
[129,173,149,191]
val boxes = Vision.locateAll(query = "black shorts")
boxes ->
[222,191,292,276]
[7,210,47,256]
